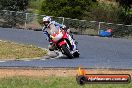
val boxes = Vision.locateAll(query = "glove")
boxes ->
[62,25,66,29]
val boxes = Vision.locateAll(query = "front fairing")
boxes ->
[50,31,63,42]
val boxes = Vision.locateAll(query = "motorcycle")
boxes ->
[44,25,80,59]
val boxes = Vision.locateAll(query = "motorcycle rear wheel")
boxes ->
[61,44,73,59]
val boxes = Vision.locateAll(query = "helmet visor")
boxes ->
[43,21,50,26]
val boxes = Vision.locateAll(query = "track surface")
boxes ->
[0,28,132,69]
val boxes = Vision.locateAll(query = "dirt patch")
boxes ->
[0,68,132,78]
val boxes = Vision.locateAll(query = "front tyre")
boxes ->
[61,44,73,59]
[73,51,80,58]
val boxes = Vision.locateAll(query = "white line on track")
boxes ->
[41,59,46,60]
[0,51,63,63]
[22,60,31,61]
[0,61,6,63]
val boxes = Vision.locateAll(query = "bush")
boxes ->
[0,0,28,11]
[39,0,95,19]
[83,3,126,23]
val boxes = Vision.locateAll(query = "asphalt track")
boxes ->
[0,28,132,69]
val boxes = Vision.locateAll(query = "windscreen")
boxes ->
[47,24,59,35]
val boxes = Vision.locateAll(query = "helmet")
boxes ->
[43,16,51,26]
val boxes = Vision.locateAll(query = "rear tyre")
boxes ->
[61,44,73,59]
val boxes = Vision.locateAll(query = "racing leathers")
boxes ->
[42,21,78,52]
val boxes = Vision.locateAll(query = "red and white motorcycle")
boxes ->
[44,25,80,59]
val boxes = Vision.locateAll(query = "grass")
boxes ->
[0,76,131,88]
[0,40,47,60]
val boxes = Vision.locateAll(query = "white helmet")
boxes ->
[43,16,51,26]
[43,16,51,22]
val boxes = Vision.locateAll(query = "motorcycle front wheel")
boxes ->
[61,44,73,59]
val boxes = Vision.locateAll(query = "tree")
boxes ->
[0,0,29,28]
[0,0,28,11]
[40,0,95,19]
[116,0,132,24]
[116,0,132,11]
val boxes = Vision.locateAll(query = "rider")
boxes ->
[42,16,78,51]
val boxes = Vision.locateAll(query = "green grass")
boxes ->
[0,40,47,60]
[0,76,131,88]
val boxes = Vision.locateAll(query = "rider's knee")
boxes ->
[48,45,54,51]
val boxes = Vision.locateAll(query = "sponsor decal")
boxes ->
[76,67,131,85]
